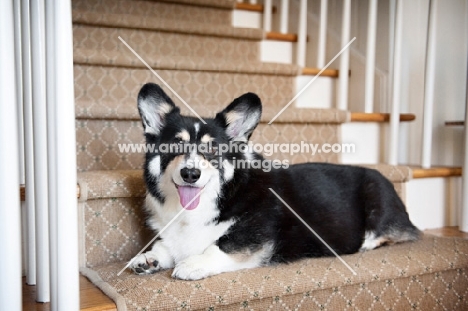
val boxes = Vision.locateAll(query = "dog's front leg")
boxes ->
[172,244,237,280]
[130,241,174,275]
[172,243,266,280]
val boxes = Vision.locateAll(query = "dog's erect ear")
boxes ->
[216,93,262,141]
[137,83,176,136]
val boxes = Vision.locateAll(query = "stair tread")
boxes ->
[77,169,145,200]
[73,10,264,40]
[23,229,467,310]
[73,0,234,27]
[74,89,348,123]
[73,24,261,64]
[73,47,300,76]
[79,236,468,311]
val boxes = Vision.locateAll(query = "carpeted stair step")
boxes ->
[73,48,300,76]
[72,10,262,40]
[81,235,468,311]
[72,0,236,27]
[73,25,262,65]
[77,169,150,268]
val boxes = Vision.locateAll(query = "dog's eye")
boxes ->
[200,141,217,155]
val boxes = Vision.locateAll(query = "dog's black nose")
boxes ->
[180,167,201,184]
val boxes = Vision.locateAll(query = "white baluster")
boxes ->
[45,1,58,307]
[364,0,378,113]
[461,0,468,233]
[263,0,272,32]
[462,77,468,233]
[0,0,23,309]
[388,0,403,165]
[48,0,80,308]
[337,0,351,110]
[22,0,37,286]
[421,0,438,169]
[30,0,51,302]
[388,0,396,113]
[280,0,289,34]
[296,0,307,67]
[317,0,328,68]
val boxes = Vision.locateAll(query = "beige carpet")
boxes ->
[81,235,468,310]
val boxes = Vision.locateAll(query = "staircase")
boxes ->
[35,0,468,309]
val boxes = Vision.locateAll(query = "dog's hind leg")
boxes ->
[360,226,420,252]
[360,170,421,252]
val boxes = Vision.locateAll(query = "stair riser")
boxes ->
[81,197,152,268]
[73,25,260,63]
[74,65,295,121]
[72,0,233,26]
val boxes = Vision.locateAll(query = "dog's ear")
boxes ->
[216,93,262,141]
[137,83,176,136]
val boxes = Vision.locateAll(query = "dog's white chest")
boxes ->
[160,217,233,262]
[145,194,234,263]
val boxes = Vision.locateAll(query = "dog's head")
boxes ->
[137,83,262,210]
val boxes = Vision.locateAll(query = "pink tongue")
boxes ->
[177,186,202,210]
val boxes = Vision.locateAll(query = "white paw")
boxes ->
[172,255,214,280]
[130,252,162,275]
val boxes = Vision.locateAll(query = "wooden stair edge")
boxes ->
[266,31,297,42]
[350,112,416,123]
[235,2,276,13]
[301,67,341,78]
[20,184,80,201]
[411,166,462,179]
[445,120,464,126]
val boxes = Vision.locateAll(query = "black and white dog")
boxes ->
[130,83,420,280]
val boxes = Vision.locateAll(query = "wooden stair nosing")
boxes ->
[445,121,464,126]
[301,67,340,78]
[235,2,276,13]
[411,166,462,179]
[266,31,310,43]
[350,112,416,123]
[266,31,297,42]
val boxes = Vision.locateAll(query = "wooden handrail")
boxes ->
[350,112,415,122]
